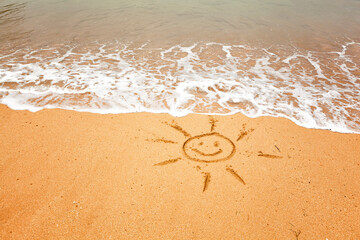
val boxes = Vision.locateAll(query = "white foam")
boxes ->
[0,41,359,133]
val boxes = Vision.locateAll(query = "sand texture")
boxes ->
[0,104,359,239]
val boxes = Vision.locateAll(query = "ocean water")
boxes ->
[0,0,359,133]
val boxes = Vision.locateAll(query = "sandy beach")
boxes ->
[1,0,359,239]
[0,104,359,239]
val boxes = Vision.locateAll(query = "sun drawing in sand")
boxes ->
[152,116,282,192]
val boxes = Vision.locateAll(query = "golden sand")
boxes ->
[0,104,359,239]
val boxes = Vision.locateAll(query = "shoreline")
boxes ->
[1,40,359,136]
[0,104,359,239]
[2,104,359,135]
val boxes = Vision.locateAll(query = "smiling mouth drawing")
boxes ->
[190,147,223,156]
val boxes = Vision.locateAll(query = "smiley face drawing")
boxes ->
[183,132,235,163]
[152,116,282,192]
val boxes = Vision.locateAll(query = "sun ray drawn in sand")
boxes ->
[152,116,282,192]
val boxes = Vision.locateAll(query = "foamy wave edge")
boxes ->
[0,41,359,134]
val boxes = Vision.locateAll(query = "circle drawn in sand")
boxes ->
[183,132,235,163]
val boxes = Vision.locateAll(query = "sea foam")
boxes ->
[0,41,359,133]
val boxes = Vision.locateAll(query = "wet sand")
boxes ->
[0,104,359,239]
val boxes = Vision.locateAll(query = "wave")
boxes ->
[0,41,359,133]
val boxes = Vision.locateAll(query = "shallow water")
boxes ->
[0,0,360,133]
[1,0,360,48]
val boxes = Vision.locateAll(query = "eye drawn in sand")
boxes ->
[152,116,282,192]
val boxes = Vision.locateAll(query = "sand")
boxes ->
[0,104,359,239]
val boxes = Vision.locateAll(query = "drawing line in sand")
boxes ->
[164,121,191,138]
[258,151,282,159]
[226,167,246,185]
[154,158,181,166]
[146,138,178,144]
[203,172,211,192]
[209,116,218,132]
[237,124,254,141]
[153,116,283,192]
